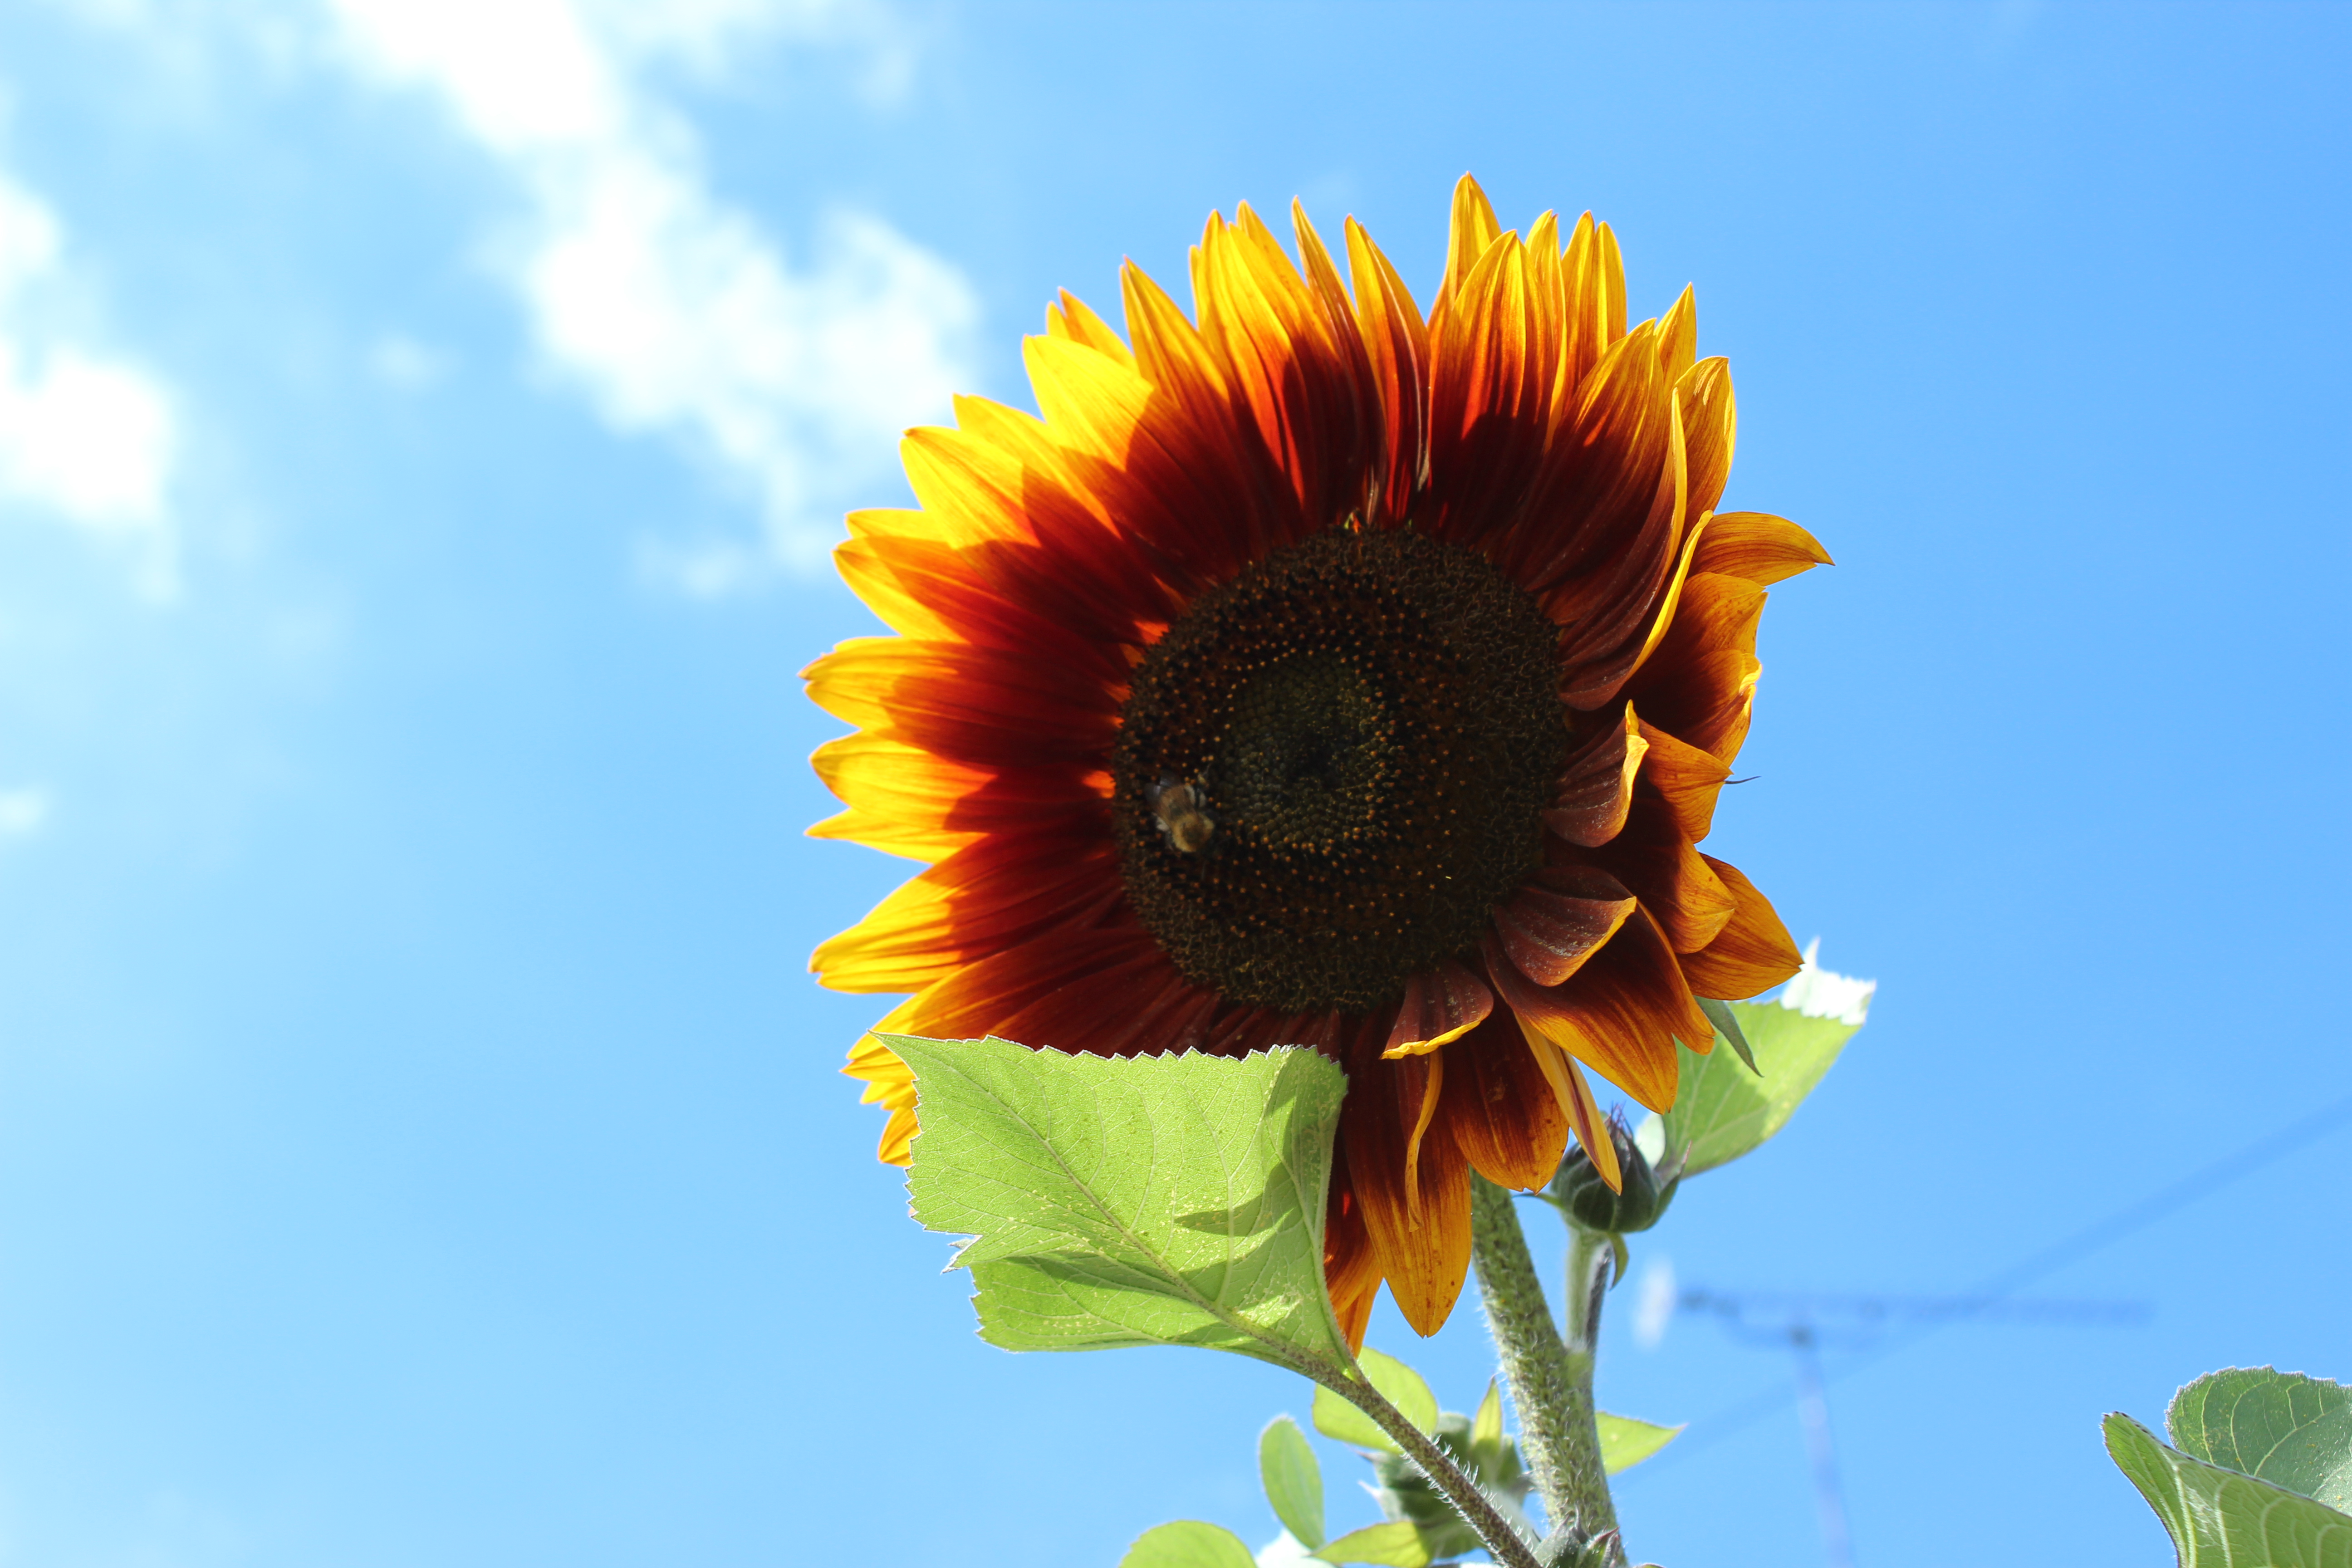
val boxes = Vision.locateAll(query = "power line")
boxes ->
[1620,1082,2352,1474]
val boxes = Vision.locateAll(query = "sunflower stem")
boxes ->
[1304,1360,1542,1568]
[1469,1171,1620,1556]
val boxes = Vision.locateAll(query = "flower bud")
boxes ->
[1549,1117,1678,1234]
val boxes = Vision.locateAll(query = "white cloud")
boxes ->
[1632,1254,1676,1349]
[0,167,179,597]
[1779,939,1877,1027]
[324,0,977,590]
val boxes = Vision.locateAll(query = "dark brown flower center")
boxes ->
[1112,527,1567,1014]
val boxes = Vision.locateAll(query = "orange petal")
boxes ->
[1021,334,1255,593]
[1343,216,1431,529]
[1193,203,1377,536]
[1382,959,1495,1058]
[1488,905,1701,1113]
[811,835,1118,994]
[1487,872,1637,987]
[1636,717,1733,843]
[808,733,1104,862]
[1677,856,1805,1000]
[1678,358,1736,519]
[1402,1052,1446,1223]
[1516,1030,1620,1191]
[1655,284,1698,380]
[844,1037,922,1166]
[1625,416,1700,678]
[1344,1052,1473,1336]
[1432,172,1503,327]
[831,529,1130,684]
[804,637,1119,769]
[1045,288,1134,367]
[1437,1011,1572,1191]
[845,1033,917,1109]
[1323,1161,1380,1354]
[878,925,1167,1045]
[1691,510,1834,586]
[1557,211,1623,402]
[1427,223,1558,548]
[1583,790,1737,954]
[1118,260,1293,562]
[1621,570,1766,763]
[1545,704,1647,847]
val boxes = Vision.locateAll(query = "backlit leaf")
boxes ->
[1312,1521,1431,1567]
[1597,1411,1682,1474]
[893,1035,1357,1370]
[1311,1348,1438,1451]
[2106,1412,2352,1568]
[1259,1416,1326,1549]
[2168,1368,2352,1513]
[1117,1520,1260,1568]
[1654,999,1861,1176]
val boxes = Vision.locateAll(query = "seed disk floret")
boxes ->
[1112,527,1567,1013]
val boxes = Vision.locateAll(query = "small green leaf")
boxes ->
[1312,1521,1432,1567]
[1260,1416,1326,1550]
[893,1036,1357,1371]
[1695,995,1759,1075]
[1470,1381,1504,1453]
[2106,1412,2352,1567]
[1597,1411,1683,1474]
[2168,1368,2352,1512]
[1312,1348,1439,1450]
[1117,1520,1260,1568]
[1660,998,1862,1176]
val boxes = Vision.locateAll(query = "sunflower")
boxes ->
[807,176,1824,1343]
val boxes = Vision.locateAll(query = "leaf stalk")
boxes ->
[1304,1359,1542,1568]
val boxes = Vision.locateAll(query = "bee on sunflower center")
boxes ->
[1147,776,1217,855]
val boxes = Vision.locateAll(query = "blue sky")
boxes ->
[0,3,2346,1565]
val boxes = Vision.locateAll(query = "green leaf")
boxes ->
[2106,1412,2352,1568]
[1312,1521,1431,1567]
[892,1035,1357,1371]
[2168,1368,2352,1512]
[1311,1348,1439,1451]
[1695,995,1759,1075]
[1260,1415,1327,1550]
[1117,1520,1260,1568]
[1657,1000,1862,1176]
[1597,1411,1682,1474]
[1470,1381,1505,1454]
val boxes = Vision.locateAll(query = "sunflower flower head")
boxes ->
[807,176,1828,1343]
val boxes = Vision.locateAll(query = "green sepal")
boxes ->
[1695,995,1759,1075]
[1260,1415,1327,1550]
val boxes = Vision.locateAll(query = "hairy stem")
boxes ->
[1306,1360,1542,1568]
[1469,1172,1619,1548]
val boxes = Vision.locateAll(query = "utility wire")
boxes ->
[1621,1082,2352,1474]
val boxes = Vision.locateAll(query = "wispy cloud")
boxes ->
[323,0,978,592]
[0,165,179,597]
